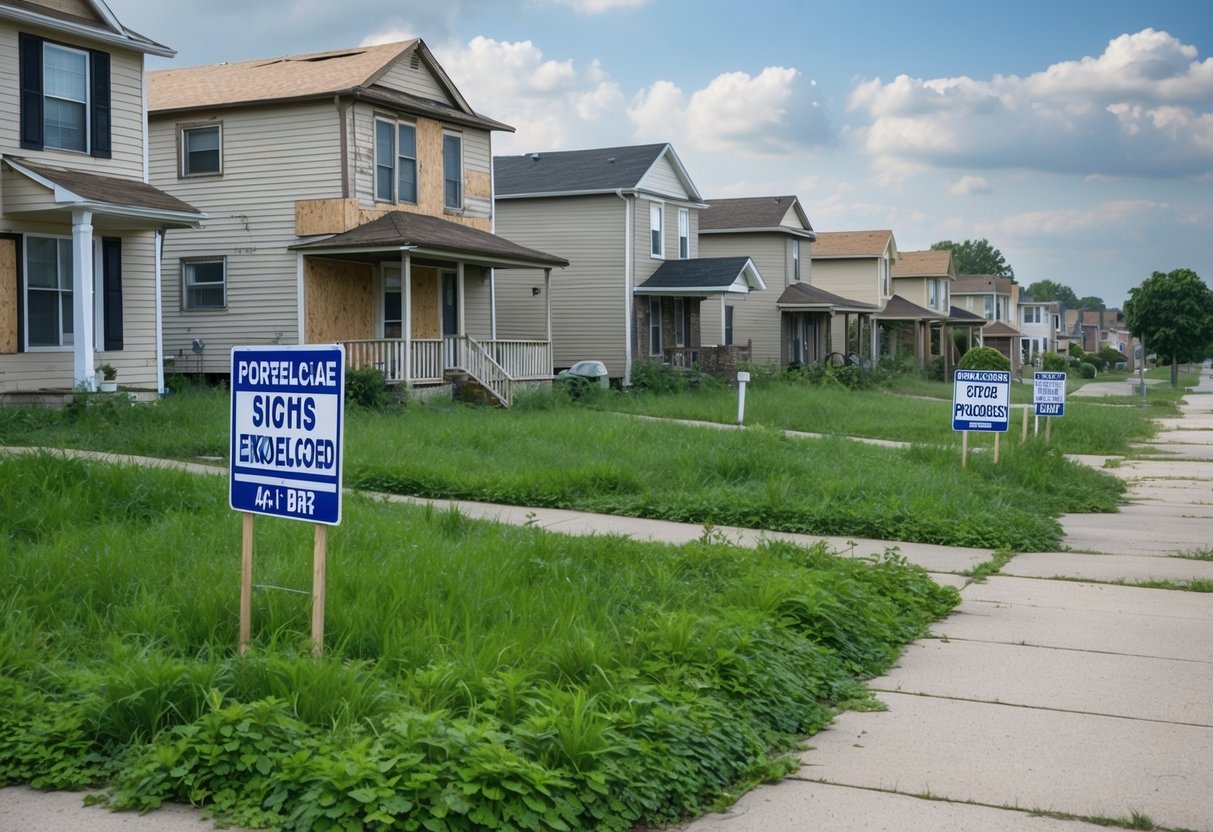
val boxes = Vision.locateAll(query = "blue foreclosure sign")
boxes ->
[230,345,345,525]
[952,369,1011,432]
[1033,371,1067,417]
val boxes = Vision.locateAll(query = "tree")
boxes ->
[931,239,1014,279]
[1024,280,1079,307]
[1077,296,1106,311]
[1124,268,1213,388]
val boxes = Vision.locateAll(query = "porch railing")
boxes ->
[445,335,513,407]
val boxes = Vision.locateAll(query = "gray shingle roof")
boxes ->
[699,195,813,235]
[290,211,568,268]
[494,144,670,196]
[5,156,203,218]
[776,282,877,311]
[635,257,760,293]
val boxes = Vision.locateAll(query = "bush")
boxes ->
[629,361,717,394]
[1097,347,1125,369]
[924,356,946,382]
[957,347,1010,372]
[344,368,393,409]
[1040,352,1068,373]
[1079,362,1097,379]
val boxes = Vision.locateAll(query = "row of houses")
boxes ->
[0,1,1132,407]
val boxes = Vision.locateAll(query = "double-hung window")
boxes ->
[650,203,663,259]
[443,132,462,209]
[25,236,73,348]
[180,123,221,177]
[19,34,110,157]
[724,306,734,346]
[182,258,226,310]
[678,208,689,259]
[792,239,800,280]
[929,279,938,308]
[649,297,662,355]
[375,119,417,203]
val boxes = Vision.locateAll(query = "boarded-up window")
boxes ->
[0,236,19,354]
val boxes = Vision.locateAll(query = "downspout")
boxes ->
[617,189,633,385]
[489,140,497,339]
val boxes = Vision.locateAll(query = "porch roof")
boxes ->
[949,305,987,324]
[290,210,569,270]
[983,321,1022,337]
[775,282,877,313]
[633,257,765,295]
[2,156,205,229]
[875,294,945,321]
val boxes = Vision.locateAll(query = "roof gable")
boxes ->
[494,143,701,201]
[0,0,174,55]
[700,195,814,236]
[891,249,954,279]
[812,230,894,258]
[634,257,764,294]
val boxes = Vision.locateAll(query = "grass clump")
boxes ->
[1,454,958,830]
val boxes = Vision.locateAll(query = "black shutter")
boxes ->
[18,33,44,150]
[102,237,123,351]
[90,50,111,158]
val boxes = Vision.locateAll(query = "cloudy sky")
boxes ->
[106,0,1213,307]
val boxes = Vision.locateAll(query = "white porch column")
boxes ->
[489,268,497,340]
[71,209,96,390]
[155,229,166,394]
[544,268,553,376]
[402,252,412,385]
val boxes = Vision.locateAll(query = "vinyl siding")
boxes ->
[150,103,343,374]
[812,259,882,307]
[699,232,787,364]
[0,227,161,391]
[638,154,691,201]
[495,195,627,374]
[376,54,454,104]
[892,277,929,308]
[462,266,491,340]
[0,24,147,178]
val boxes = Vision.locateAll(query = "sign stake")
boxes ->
[1045,416,1052,444]
[240,512,254,655]
[312,524,327,657]
[961,430,969,467]
[1020,405,1028,443]
[994,432,1001,464]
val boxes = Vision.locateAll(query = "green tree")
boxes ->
[1077,296,1106,311]
[931,239,1014,279]
[1024,280,1079,307]
[1124,268,1213,388]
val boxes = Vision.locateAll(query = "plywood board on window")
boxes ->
[411,267,440,339]
[0,239,17,354]
[296,198,362,236]
[304,259,374,343]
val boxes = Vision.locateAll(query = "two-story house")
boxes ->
[147,39,565,405]
[884,249,957,371]
[951,274,1022,371]
[1018,297,1061,365]
[1,0,202,401]
[809,230,896,362]
[696,195,872,368]
[493,144,764,384]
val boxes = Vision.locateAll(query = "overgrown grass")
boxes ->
[0,385,1125,551]
[0,453,959,830]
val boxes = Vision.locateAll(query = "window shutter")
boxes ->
[90,50,111,158]
[18,33,44,150]
[102,237,123,350]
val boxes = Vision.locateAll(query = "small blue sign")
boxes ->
[230,345,345,525]
[1033,371,1067,417]
[952,369,1011,432]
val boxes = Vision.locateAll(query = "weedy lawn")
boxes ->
[0,453,958,831]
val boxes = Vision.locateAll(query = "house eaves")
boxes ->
[699,226,817,241]
[0,1,174,56]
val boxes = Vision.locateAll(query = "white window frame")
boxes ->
[179,122,222,178]
[678,208,689,259]
[43,42,90,153]
[23,234,74,351]
[443,131,463,210]
[792,239,800,280]
[649,297,662,355]
[929,279,938,308]
[181,257,227,311]
[649,202,664,259]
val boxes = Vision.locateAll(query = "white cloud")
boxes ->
[848,29,1213,178]
[950,175,992,196]
[629,67,832,155]
[546,0,652,11]
[993,200,1171,238]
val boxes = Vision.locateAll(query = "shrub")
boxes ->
[1097,347,1125,369]
[1040,352,1068,373]
[344,368,393,410]
[924,356,946,382]
[957,347,1010,372]
[1079,362,1097,379]
[629,361,718,394]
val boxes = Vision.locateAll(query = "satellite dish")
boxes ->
[191,339,206,355]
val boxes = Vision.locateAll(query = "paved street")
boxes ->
[3,371,1212,831]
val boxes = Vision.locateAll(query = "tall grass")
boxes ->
[1,454,958,829]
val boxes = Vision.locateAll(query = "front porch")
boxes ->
[341,335,551,395]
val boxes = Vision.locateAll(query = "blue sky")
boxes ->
[107,0,1213,307]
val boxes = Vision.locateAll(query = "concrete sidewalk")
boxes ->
[4,373,1212,831]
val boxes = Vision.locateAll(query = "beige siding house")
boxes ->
[951,274,1023,372]
[148,39,565,405]
[810,230,897,360]
[0,0,202,400]
[883,249,961,372]
[494,144,763,383]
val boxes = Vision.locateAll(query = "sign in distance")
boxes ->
[1033,371,1067,417]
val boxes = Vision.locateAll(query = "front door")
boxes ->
[442,271,458,336]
